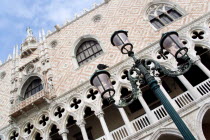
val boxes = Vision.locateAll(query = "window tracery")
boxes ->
[87,89,98,100]
[39,114,49,127]
[70,98,82,109]
[147,4,183,29]
[54,106,65,118]
[9,131,19,140]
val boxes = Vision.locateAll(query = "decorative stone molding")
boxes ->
[195,102,210,140]
[149,128,183,140]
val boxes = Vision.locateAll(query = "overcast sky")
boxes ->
[0,0,103,62]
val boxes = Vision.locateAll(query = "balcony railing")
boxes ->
[196,78,210,96]
[96,78,210,140]
[131,114,150,132]
[10,90,50,118]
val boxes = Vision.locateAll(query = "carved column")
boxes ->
[76,120,89,140]
[177,75,202,99]
[96,111,113,140]
[118,108,135,135]
[59,129,69,140]
[194,59,210,78]
[155,77,179,110]
[138,93,158,123]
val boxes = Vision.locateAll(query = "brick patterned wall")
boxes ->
[0,61,12,128]
[45,0,210,96]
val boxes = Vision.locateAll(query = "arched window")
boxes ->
[76,40,103,66]
[147,4,183,29]
[24,79,43,99]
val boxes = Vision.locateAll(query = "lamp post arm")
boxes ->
[144,59,193,77]
[115,68,140,107]
[128,51,196,140]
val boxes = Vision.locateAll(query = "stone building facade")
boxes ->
[0,0,210,139]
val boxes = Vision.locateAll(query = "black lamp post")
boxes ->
[90,30,196,140]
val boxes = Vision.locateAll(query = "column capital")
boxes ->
[95,111,104,118]
[58,128,69,135]
[194,58,202,65]
[76,119,86,128]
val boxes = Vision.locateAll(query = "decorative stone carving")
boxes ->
[24,64,35,75]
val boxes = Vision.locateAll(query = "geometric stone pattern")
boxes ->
[46,0,210,96]
[0,61,12,129]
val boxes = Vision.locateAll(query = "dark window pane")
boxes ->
[80,53,85,60]
[86,42,91,48]
[24,79,43,99]
[151,18,164,29]
[76,40,103,66]
[159,14,173,24]
[88,48,94,56]
[168,9,182,19]
[84,50,89,57]
[93,45,98,52]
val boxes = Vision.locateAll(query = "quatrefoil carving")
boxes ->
[70,98,81,109]
[10,131,19,140]
[121,70,129,80]
[24,123,34,134]
[39,115,49,126]
[192,30,204,40]
[87,89,98,100]
[54,107,65,118]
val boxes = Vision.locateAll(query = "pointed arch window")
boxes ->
[25,79,43,99]
[147,4,183,29]
[76,40,103,66]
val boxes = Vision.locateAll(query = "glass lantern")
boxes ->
[111,30,133,54]
[160,31,188,60]
[90,70,115,100]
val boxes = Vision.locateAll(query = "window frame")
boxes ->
[19,75,44,100]
[24,79,43,99]
[144,1,186,31]
[76,40,103,66]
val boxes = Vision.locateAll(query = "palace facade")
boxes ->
[0,0,210,140]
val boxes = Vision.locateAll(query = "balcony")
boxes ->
[10,90,50,118]
[96,78,210,140]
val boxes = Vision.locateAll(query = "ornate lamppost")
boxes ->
[90,30,196,140]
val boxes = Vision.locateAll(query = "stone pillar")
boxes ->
[155,77,179,110]
[76,120,89,140]
[194,59,210,78]
[138,94,158,123]
[96,111,113,140]
[177,75,202,99]
[118,108,135,135]
[59,129,69,140]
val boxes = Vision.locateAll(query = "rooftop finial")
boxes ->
[26,27,33,37]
